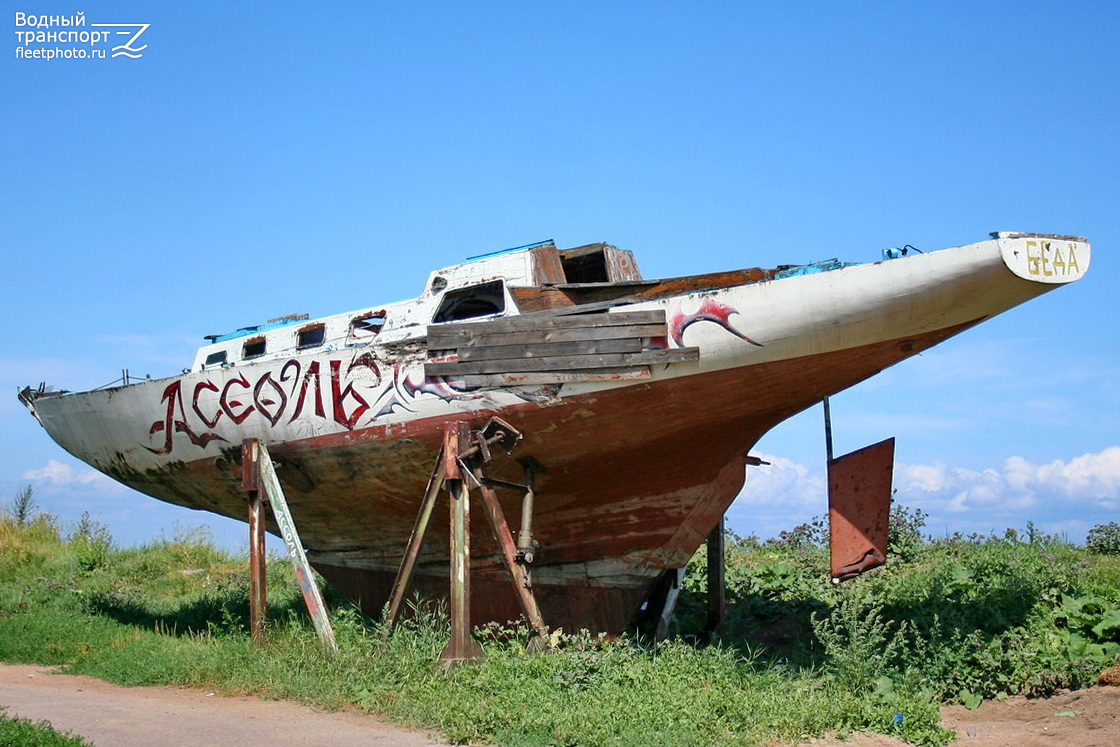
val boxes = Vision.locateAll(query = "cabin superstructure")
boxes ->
[191,240,645,372]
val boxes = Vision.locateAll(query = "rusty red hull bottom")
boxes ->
[103,321,976,633]
[316,565,650,634]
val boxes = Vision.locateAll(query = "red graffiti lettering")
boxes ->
[191,380,222,428]
[330,359,370,430]
[285,360,326,422]
[220,375,255,424]
[147,381,226,454]
[253,372,288,426]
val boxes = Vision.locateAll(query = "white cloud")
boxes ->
[896,447,1120,513]
[726,453,828,537]
[728,446,1120,539]
[736,453,826,508]
[22,459,124,491]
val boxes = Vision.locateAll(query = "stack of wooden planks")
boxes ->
[425,309,699,387]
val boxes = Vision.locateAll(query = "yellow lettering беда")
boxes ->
[1067,244,1080,275]
[1026,241,1040,276]
[1052,246,1066,275]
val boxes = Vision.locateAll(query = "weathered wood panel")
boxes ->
[428,323,665,349]
[455,338,642,362]
[509,267,775,313]
[427,309,664,341]
[529,245,567,285]
[425,308,696,386]
[426,348,699,376]
[459,368,652,387]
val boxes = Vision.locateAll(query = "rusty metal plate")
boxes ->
[828,437,894,582]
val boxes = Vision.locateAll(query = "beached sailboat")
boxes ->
[20,231,1089,633]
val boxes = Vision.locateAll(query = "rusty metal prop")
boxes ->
[384,448,447,629]
[705,517,726,635]
[516,458,545,562]
[384,418,549,665]
[243,440,267,646]
[467,468,549,647]
[440,422,484,667]
[242,438,338,652]
[827,436,895,584]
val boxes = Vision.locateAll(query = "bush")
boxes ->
[1086,522,1120,555]
[0,708,90,746]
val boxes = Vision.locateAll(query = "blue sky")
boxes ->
[2,1,1117,549]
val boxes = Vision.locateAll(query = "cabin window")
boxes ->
[297,323,326,349]
[204,350,228,367]
[433,280,506,323]
[560,249,610,283]
[348,311,386,344]
[242,337,266,359]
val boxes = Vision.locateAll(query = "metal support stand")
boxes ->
[385,418,549,666]
[440,422,485,666]
[244,441,267,646]
[470,472,549,649]
[242,438,338,652]
[705,517,726,636]
[384,449,446,627]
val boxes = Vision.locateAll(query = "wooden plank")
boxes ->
[509,268,772,314]
[426,309,664,341]
[526,299,652,318]
[549,280,658,290]
[456,338,641,362]
[255,441,338,652]
[425,347,699,376]
[460,367,652,387]
[428,322,665,349]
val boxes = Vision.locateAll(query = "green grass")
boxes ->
[2,509,1118,747]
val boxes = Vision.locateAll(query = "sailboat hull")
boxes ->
[21,233,1089,631]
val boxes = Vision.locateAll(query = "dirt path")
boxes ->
[939,687,1120,746]
[0,664,444,746]
[4,663,1119,746]
[801,685,1120,747]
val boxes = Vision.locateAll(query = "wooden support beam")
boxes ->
[244,438,338,653]
[654,568,686,640]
